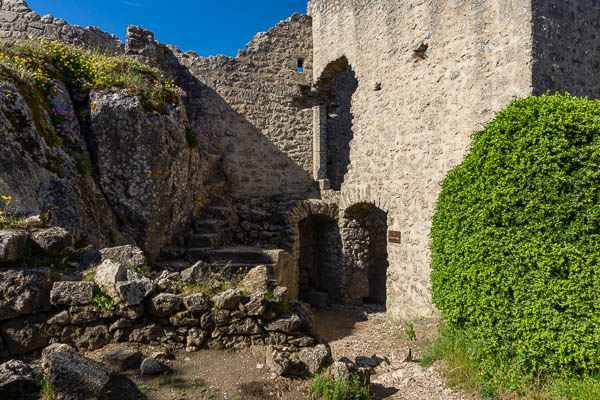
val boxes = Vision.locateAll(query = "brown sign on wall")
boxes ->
[388,230,401,244]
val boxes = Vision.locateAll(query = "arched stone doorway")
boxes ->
[342,203,389,306]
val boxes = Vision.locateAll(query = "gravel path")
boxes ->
[313,304,470,400]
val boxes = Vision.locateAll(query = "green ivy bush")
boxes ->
[431,93,600,378]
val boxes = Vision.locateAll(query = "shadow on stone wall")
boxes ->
[327,64,357,191]
[158,49,314,200]
[315,55,357,191]
[532,0,600,98]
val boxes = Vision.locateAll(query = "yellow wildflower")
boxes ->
[1,196,11,200]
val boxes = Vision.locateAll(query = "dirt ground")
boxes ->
[102,304,470,400]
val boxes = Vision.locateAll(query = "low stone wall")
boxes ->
[0,232,320,359]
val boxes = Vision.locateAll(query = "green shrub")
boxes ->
[431,93,600,378]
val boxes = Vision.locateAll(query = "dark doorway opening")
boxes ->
[343,203,389,306]
[297,214,342,305]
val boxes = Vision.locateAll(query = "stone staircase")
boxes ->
[156,197,285,275]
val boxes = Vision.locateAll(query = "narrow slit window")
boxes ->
[297,58,304,72]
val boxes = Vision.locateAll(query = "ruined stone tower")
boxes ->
[1,0,599,322]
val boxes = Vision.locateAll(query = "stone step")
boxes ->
[192,219,224,234]
[210,262,276,276]
[152,259,193,272]
[198,206,231,221]
[198,247,281,265]
[187,233,219,248]
[158,246,187,260]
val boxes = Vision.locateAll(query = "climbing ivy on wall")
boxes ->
[430,93,600,377]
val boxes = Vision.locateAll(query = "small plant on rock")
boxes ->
[40,373,55,400]
[0,195,28,229]
[92,291,117,311]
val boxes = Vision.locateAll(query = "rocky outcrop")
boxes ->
[88,90,205,259]
[0,81,128,250]
[0,72,216,260]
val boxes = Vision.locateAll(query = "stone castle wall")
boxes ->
[0,0,315,200]
[4,0,600,323]
[308,0,535,321]
[166,14,315,198]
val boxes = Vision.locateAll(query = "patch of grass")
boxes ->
[0,194,32,229]
[0,39,185,114]
[174,388,186,400]
[422,325,600,399]
[309,370,371,400]
[182,263,246,297]
[92,291,117,311]
[158,373,183,386]
[404,321,416,341]
[419,325,481,393]
[545,375,600,400]
[41,373,55,400]
[82,269,96,281]
[264,289,276,302]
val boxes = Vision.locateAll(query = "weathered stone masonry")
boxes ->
[2,0,600,323]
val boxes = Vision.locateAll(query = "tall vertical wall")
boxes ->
[308,0,535,321]
[163,14,315,199]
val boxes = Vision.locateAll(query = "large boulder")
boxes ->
[0,267,51,320]
[1,314,48,354]
[148,293,181,317]
[42,343,110,399]
[212,289,244,310]
[30,227,73,257]
[99,245,146,268]
[94,259,126,299]
[0,230,27,262]
[299,343,332,374]
[0,359,38,398]
[50,281,96,305]
[265,346,305,377]
[242,265,270,293]
[89,90,205,259]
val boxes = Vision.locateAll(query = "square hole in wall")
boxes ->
[297,58,304,72]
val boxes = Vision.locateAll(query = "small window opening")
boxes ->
[297,58,304,72]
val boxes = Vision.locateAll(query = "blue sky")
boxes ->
[27,0,309,57]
